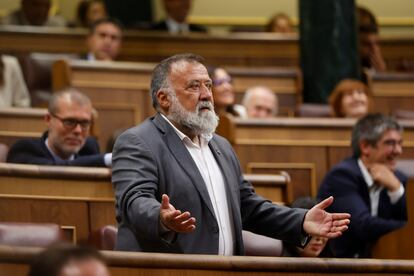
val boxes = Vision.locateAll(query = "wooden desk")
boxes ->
[0,26,298,66]
[0,163,290,243]
[372,177,414,259]
[0,108,45,147]
[0,107,46,133]
[1,245,414,276]
[1,26,414,68]
[366,71,414,115]
[0,163,115,244]
[218,117,414,200]
[53,59,301,149]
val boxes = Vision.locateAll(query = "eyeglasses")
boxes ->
[51,113,91,130]
[382,139,403,148]
[213,77,232,86]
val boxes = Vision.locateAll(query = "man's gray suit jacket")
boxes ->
[112,113,307,255]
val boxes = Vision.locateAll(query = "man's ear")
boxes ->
[157,89,170,110]
[86,35,94,51]
[45,112,52,128]
[360,140,371,156]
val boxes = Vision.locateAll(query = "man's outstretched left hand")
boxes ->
[303,196,350,239]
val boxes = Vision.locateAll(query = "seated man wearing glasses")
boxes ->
[318,113,407,258]
[7,88,111,167]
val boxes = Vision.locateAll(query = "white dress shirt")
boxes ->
[165,17,190,34]
[357,159,404,217]
[162,114,235,255]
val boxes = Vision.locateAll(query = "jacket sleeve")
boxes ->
[318,167,406,242]
[112,129,164,242]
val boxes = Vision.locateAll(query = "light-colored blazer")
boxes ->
[0,55,30,107]
[112,113,307,254]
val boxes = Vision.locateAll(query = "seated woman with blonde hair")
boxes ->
[0,55,30,107]
[329,79,372,118]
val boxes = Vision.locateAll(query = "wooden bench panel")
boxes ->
[1,245,414,276]
[0,164,288,243]
[373,177,414,259]
[0,108,46,148]
[0,198,89,244]
[0,108,46,133]
[247,162,316,201]
[244,173,292,204]
[0,26,299,66]
[0,131,40,148]
[366,71,414,115]
[1,26,414,68]
[0,164,114,244]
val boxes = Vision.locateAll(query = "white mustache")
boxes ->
[197,101,214,112]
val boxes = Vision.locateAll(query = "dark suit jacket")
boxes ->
[7,132,106,167]
[151,20,207,33]
[317,157,407,258]
[112,114,307,254]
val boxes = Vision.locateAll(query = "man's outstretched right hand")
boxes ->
[160,194,196,233]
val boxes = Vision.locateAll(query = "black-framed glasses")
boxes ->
[213,77,232,86]
[50,113,91,130]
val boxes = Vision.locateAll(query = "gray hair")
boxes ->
[48,88,92,115]
[242,86,278,116]
[351,113,402,157]
[150,53,205,111]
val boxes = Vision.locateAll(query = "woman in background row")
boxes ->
[329,79,372,119]
[266,12,294,34]
[209,66,246,117]
[75,0,107,28]
[0,55,30,107]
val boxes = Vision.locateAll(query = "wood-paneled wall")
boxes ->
[1,245,414,276]
[1,26,414,68]
[372,177,414,259]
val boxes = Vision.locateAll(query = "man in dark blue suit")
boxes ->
[7,88,111,167]
[318,113,407,258]
[151,0,206,34]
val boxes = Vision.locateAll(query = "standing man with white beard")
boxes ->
[111,53,350,254]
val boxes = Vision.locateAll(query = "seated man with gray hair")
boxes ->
[7,88,111,167]
[318,113,407,258]
[242,86,278,118]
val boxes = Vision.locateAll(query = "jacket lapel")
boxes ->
[153,114,216,218]
[209,137,244,254]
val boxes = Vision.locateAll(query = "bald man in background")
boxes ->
[242,86,278,118]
